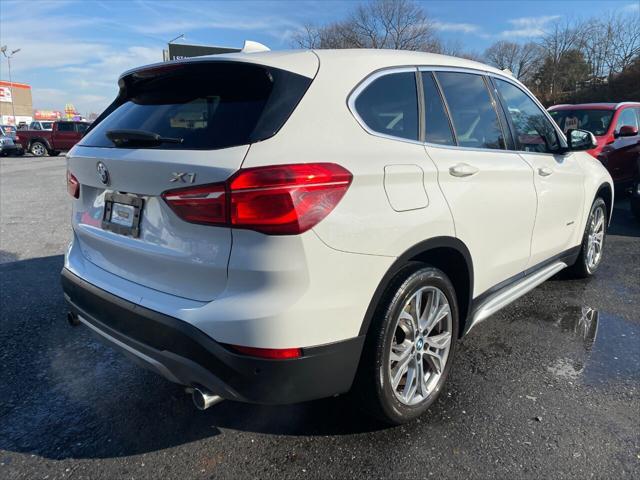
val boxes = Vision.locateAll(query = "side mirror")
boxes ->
[618,125,639,137]
[567,129,597,151]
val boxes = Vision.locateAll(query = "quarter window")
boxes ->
[494,79,559,154]
[436,72,505,150]
[421,72,455,146]
[354,72,419,141]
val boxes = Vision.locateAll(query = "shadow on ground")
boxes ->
[0,205,638,462]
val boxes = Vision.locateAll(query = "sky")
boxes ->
[0,0,638,115]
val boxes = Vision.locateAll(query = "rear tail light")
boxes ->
[67,170,79,199]
[229,344,302,359]
[161,184,226,225]
[162,163,352,235]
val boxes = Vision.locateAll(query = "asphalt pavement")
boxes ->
[1,156,638,479]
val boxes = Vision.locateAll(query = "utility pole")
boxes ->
[1,46,21,125]
[165,34,185,61]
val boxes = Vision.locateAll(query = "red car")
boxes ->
[16,120,90,157]
[549,102,640,188]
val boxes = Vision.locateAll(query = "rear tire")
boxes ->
[353,265,459,425]
[569,197,607,278]
[30,142,47,157]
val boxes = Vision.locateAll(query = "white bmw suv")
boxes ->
[63,49,613,424]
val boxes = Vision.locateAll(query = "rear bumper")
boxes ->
[61,268,365,404]
[1,144,22,155]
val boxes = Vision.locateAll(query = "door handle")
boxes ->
[449,163,479,177]
[538,167,553,177]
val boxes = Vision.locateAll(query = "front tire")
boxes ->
[30,142,47,157]
[354,265,458,425]
[569,197,607,278]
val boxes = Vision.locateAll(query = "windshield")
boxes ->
[1,125,17,134]
[82,62,312,150]
[549,109,614,136]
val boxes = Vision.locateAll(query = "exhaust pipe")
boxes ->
[192,387,223,410]
[67,311,81,327]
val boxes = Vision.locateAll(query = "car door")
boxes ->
[55,122,77,150]
[605,107,640,185]
[491,77,584,267]
[422,70,537,296]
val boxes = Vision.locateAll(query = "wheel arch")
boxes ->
[29,137,51,151]
[595,182,613,224]
[358,236,474,339]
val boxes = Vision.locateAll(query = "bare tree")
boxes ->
[484,41,542,81]
[291,0,440,51]
[537,19,588,102]
[605,12,640,73]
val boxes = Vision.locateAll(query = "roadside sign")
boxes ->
[164,43,240,61]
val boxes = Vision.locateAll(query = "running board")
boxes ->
[464,261,568,335]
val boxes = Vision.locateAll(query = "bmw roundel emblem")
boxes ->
[96,161,110,186]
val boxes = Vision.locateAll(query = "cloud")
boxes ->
[500,15,561,38]
[432,21,481,34]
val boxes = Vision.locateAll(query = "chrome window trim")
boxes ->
[485,71,569,149]
[348,64,569,154]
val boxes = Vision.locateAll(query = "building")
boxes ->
[162,43,240,61]
[0,80,33,126]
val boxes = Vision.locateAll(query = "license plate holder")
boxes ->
[102,192,144,237]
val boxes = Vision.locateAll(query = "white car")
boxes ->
[62,49,613,424]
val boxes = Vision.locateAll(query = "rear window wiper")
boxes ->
[106,129,183,147]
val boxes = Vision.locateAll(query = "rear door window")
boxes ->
[421,72,455,146]
[81,62,312,150]
[57,122,74,132]
[354,71,419,141]
[436,72,505,150]
[493,79,559,153]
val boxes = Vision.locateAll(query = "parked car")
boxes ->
[62,50,613,424]
[0,124,25,155]
[17,120,90,156]
[549,102,640,189]
[0,133,21,156]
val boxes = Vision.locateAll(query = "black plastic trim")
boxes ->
[357,236,474,337]
[61,268,365,404]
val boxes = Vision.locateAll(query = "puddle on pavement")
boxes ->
[542,306,640,386]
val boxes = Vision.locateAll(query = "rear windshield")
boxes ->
[549,109,614,136]
[81,62,312,150]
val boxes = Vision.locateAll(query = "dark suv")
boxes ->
[549,102,640,188]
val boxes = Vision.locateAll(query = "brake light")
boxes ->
[67,170,79,199]
[15,135,20,141]
[162,184,226,225]
[229,345,302,359]
[162,163,352,235]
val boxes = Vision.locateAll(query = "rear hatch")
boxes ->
[68,56,316,301]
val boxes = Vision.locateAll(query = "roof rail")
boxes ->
[614,101,640,109]
[241,40,270,54]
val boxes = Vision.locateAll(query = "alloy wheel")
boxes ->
[388,286,453,406]
[31,143,46,156]
[586,205,605,272]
